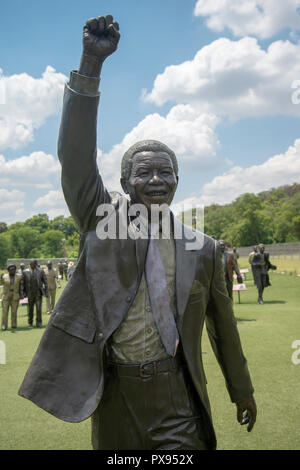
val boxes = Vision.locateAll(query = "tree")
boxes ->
[24,214,50,233]
[9,227,42,258]
[0,222,7,234]
[291,216,300,240]
[233,194,266,245]
[41,230,65,257]
[50,216,78,237]
[0,232,11,268]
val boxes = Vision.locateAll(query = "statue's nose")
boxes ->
[149,172,161,184]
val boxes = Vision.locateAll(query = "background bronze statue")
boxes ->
[1,264,24,330]
[44,261,60,315]
[219,240,243,299]
[251,243,277,304]
[19,15,256,450]
[22,259,48,328]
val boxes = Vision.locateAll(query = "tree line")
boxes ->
[201,183,300,246]
[0,183,299,268]
[0,214,80,268]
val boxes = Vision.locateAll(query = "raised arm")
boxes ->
[58,15,120,233]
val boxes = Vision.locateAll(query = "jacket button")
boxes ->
[98,333,103,339]
[126,296,132,303]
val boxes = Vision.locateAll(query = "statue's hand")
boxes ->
[83,15,120,62]
[236,395,257,432]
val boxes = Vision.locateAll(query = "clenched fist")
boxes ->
[83,15,120,60]
[79,15,120,77]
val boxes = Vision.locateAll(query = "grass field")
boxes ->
[0,272,299,450]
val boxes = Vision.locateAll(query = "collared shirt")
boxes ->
[108,217,176,364]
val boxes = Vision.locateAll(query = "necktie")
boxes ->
[145,236,179,357]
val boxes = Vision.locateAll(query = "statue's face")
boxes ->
[125,151,178,210]
[8,266,16,276]
[47,263,52,269]
[219,241,226,252]
[259,245,265,254]
[30,261,36,270]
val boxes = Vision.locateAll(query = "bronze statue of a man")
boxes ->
[19,15,256,450]
[251,243,277,304]
[1,264,24,330]
[219,240,243,299]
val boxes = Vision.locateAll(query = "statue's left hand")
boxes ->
[236,395,257,432]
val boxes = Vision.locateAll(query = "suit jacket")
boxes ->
[19,79,254,449]
[1,273,24,301]
[263,252,276,271]
[23,267,48,299]
[45,268,58,290]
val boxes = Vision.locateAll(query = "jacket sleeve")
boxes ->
[57,72,111,234]
[231,254,242,278]
[41,270,48,298]
[19,275,24,298]
[205,241,254,403]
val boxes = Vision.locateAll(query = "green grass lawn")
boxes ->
[0,274,299,450]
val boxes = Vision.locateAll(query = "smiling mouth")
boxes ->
[146,190,168,197]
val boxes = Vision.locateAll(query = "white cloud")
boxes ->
[34,190,65,208]
[195,138,300,206]
[0,151,60,188]
[0,188,26,223]
[34,190,69,219]
[98,104,220,191]
[171,196,204,216]
[144,37,300,119]
[194,0,300,39]
[0,66,67,150]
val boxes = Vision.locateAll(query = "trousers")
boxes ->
[253,268,267,299]
[91,356,210,450]
[28,295,43,326]
[46,288,56,314]
[1,293,19,329]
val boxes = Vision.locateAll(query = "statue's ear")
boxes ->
[120,177,129,194]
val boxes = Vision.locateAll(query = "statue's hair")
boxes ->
[121,140,178,181]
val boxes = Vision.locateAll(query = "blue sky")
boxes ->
[1,0,300,223]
